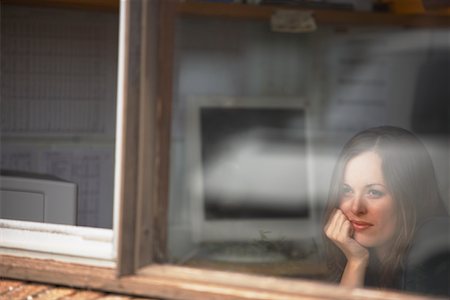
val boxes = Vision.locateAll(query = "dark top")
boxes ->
[402,217,450,297]
[365,217,450,297]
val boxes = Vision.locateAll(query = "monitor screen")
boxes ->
[201,107,309,220]
[186,97,316,242]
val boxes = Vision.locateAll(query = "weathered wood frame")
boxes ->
[0,254,433,300]
[0,0,447,299]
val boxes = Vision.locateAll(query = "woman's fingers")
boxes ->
[345,219,355,238]
[324,209,369,261]
[341,219,352,239]
[335,216,350,243]
[336,212,347,236]
[325,209,349,241]
[324,209,339,237]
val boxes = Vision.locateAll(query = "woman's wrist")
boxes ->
[345,248,369,265]
[340,256,369,288]
[346,255,369,271]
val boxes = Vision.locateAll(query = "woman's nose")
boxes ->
[350,194,367,215]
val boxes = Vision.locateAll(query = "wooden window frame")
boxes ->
[0,1,447,299]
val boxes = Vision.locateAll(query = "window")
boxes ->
[1,1,448,299]
[0,0,119,267]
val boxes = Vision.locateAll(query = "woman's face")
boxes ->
[339,151,398,252]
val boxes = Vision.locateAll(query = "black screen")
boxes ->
[200,107,309,220]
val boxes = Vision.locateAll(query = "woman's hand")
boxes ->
[324,209,369,262]
[325,209,369,288]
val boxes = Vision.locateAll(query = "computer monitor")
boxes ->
[186,96,317,243]
[0,171,77,225]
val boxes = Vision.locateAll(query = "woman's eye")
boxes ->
[367,189,384,198]
[341,186,353,197]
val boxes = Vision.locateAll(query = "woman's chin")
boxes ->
[354,234,373,248]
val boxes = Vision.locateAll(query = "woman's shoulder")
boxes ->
[416,216,450,239]
[409,216,450,261]
[403,216,450,297]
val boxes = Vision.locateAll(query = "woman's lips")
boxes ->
[350,220,373,231]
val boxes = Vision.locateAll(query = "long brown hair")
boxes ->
[323,126,448,287]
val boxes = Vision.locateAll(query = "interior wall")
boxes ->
[0,5,119,228]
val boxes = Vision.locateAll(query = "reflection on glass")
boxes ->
[168,17,449,296]
[201,108,308,220]
[169,96,322,279]
[323,127,449,297]
[191,105,321,276]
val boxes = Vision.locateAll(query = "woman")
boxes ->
[323,126,449,296]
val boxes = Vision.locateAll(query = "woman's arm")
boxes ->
[324,209,369,288]
[340,256,369,287]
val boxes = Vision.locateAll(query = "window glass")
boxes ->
[167,15,449,297]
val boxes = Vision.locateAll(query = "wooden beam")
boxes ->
[135,0,166,269]
[0,255,434,300]
[116,0,141,276]
[1,0,119,11]
[134,0,157,271]
[176,2,450,27]
[151,0,176,264]
[133,0,175,268]
[119,0,175,271]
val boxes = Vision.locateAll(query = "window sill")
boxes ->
[0,254,431,300]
